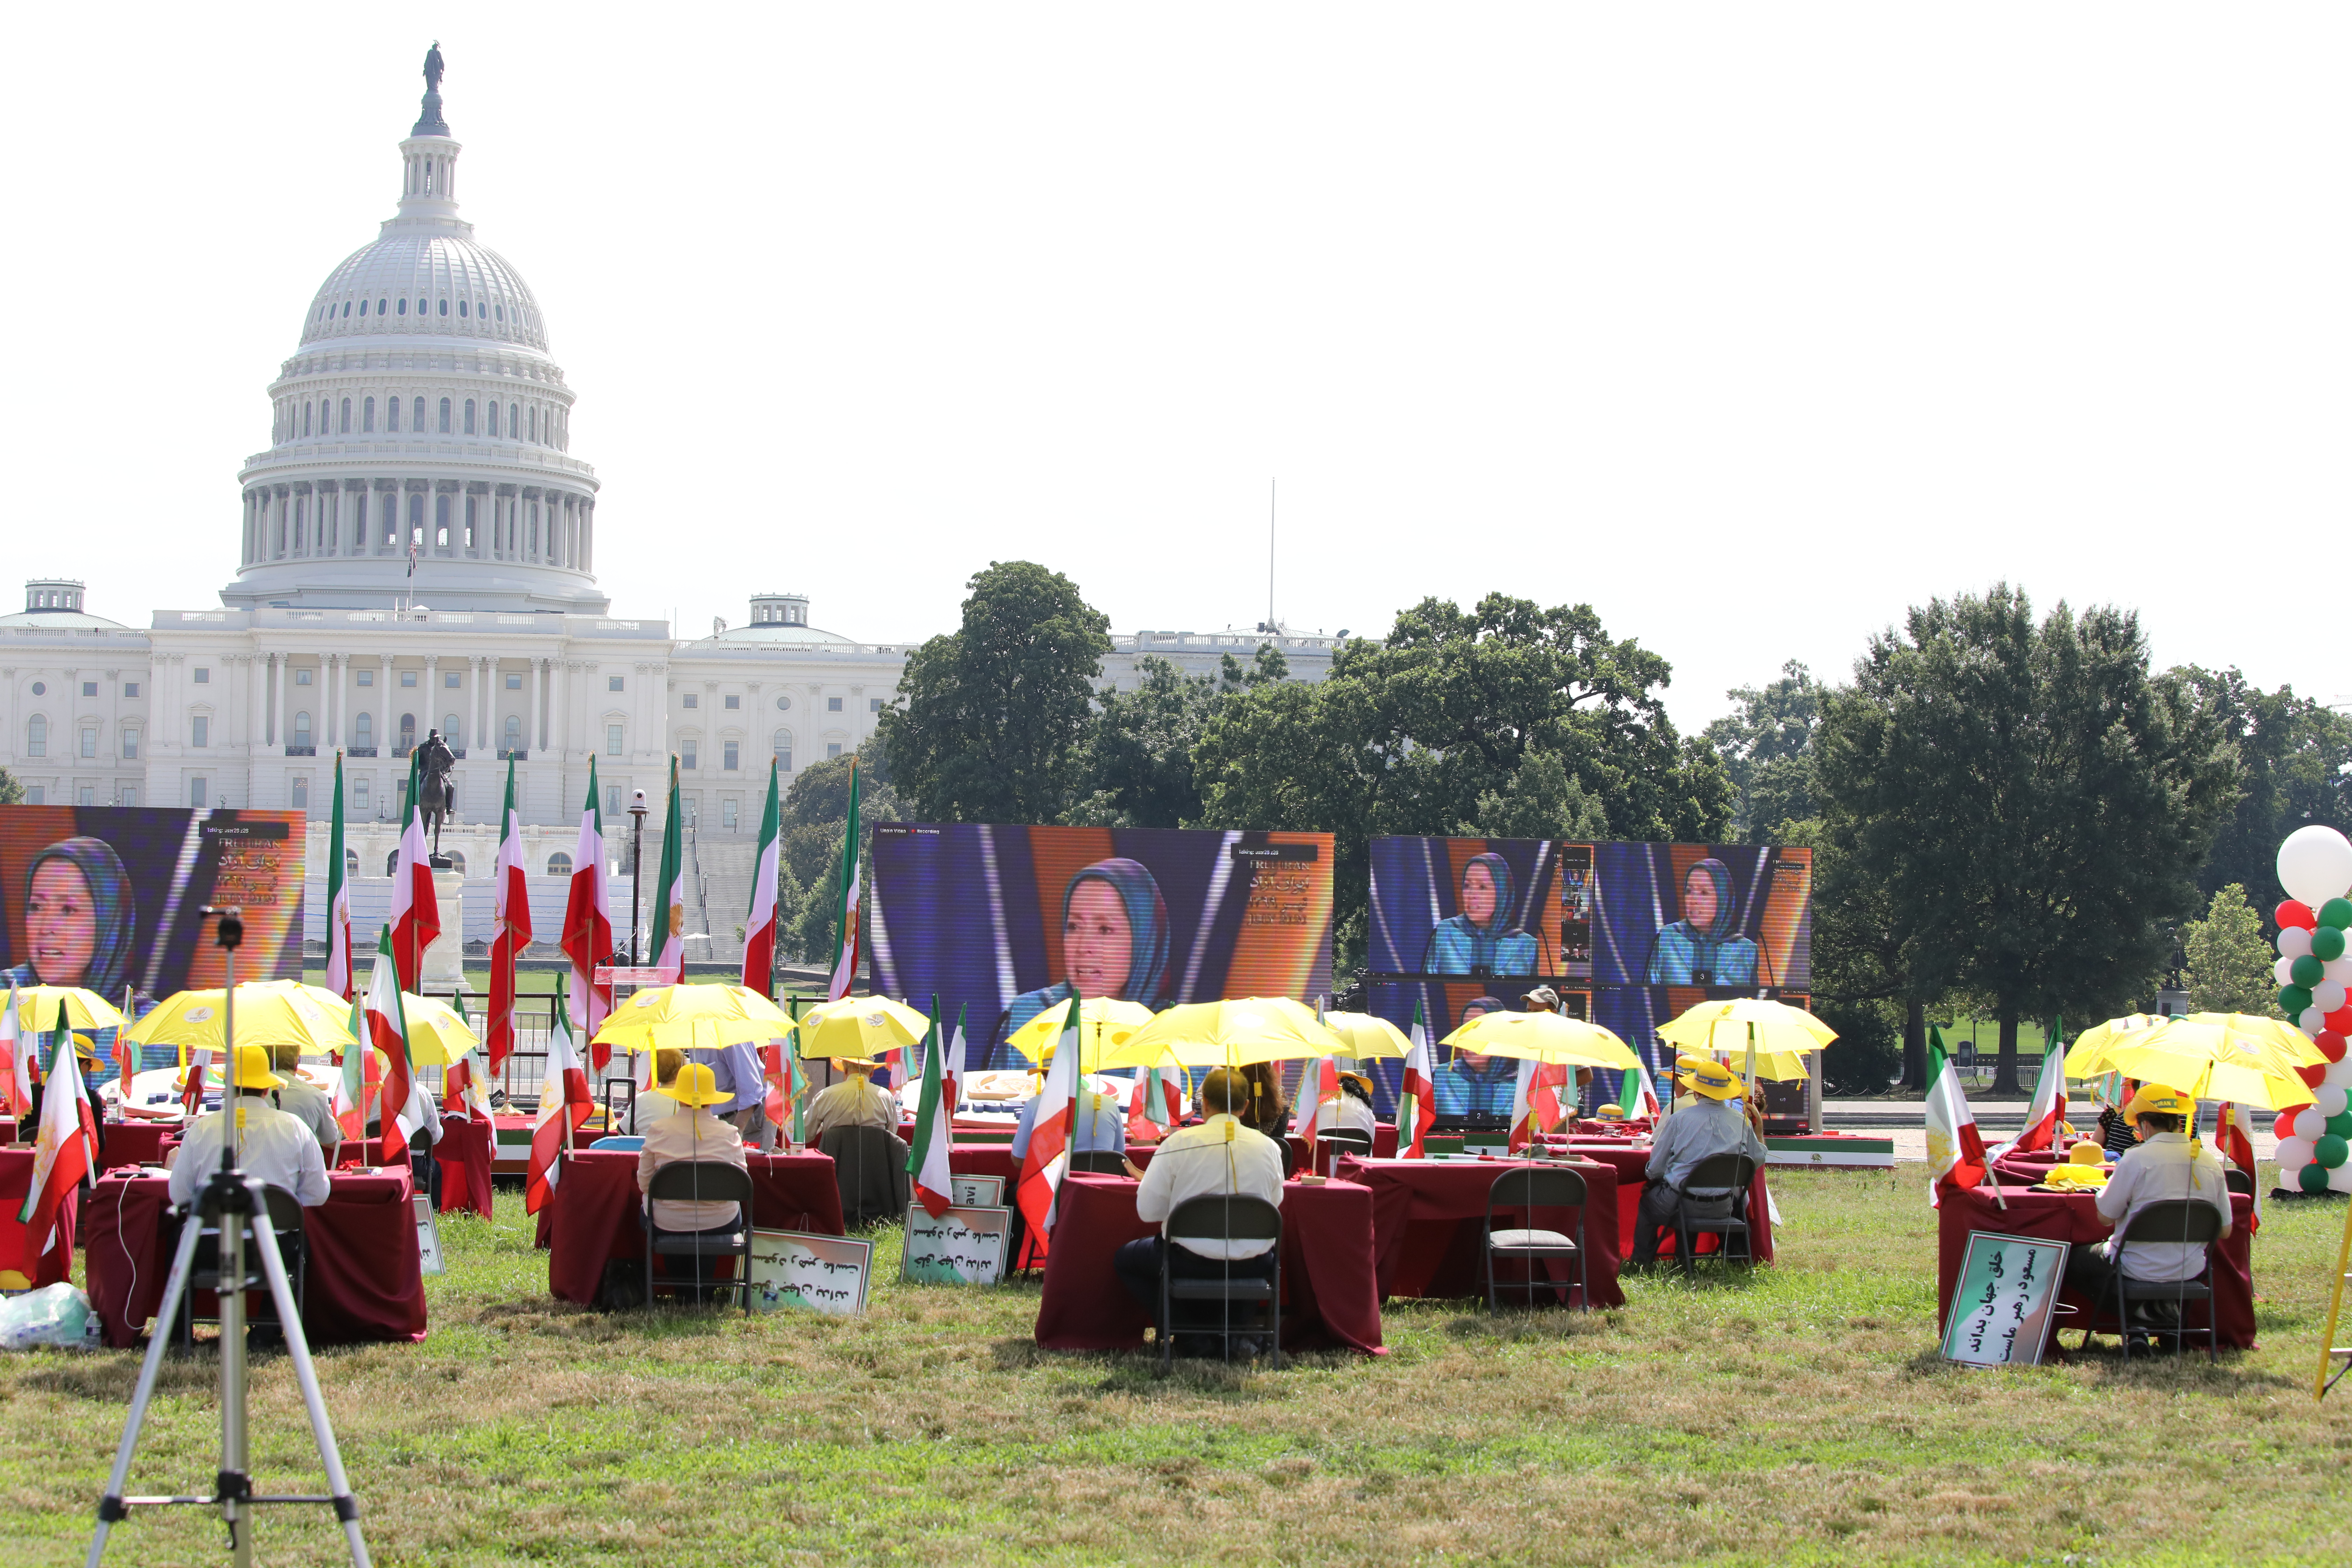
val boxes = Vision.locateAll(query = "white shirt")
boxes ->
[636,1109,749,1231]
[168,1098,331,1210]
[271,1074,340,1151]
[2095,1130,2232,1282]
[1306,1096,1379,1140]
[1134,1114,1286,1260]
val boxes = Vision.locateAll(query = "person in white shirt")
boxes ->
[1113,1067,1287,1357]
[802,1058,900,1148]
[267,1043,341,1155]
[636,1062,751,1233]
[621,1048,685,1136]
[1304,1071,1380,1140]
[168,1044,332,1211]
[2064,1084,2232,1341]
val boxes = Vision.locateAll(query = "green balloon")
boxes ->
[2282,985,2315,1016]
[2324,897,2352,931]
[2294,954,2328,987]
[2302,1161,2334,1194]
[2329,1112,2352,1141]
[2316,926,2348,962]
[2319,1134,2351,1170]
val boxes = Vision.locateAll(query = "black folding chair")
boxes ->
[643,1161,755,1313]
[1670,1153,1760,1279]
[818,1124,911,1228]
[177,1184,307,1349]
[1158,1195,1283,1373]
[1483,1166,1587,1312]
[1314,1127,1374,1174]
[2084,1197,2225,1363]
[2222,1167,2254,1197]
[1068,1149,1129,1175]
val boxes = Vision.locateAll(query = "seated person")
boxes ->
[2096,1081,2141,1158]
[621,1048,686,1135]
[1112,1068,1288,1356]
[1627,1058,1766,1268]
[1432,996,1517,1122]
[802,1057,899,1147]
[1233,1060,1290,1139]
[268,1043,340,1154]
[2063,1084,2231,1339]
[168,1044,332,1213]
[635,1061,750,1236]
[1008,1042,1126,1160]
[1304,1070,1380,1141]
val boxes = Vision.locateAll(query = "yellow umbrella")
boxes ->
[13,985,127,1035]
[1098,997,1344,1071]
[2063,1013,2169,1078]
[1320,1011,1413,1060]
[1657,997,1836,1056]
[791,995,931,1062]
[593,981,798,1054]
[1441,1010,1641,1071]
[126,984,357,1058]
[2099,1014,2320,1111]
[1005,997,1153,1070]
[395,993,479,1067]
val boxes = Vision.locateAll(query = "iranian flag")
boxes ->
[1618,1047,1662,1120]
[331,993,377,1142]
[526,994,594,1214]
[364,924,427,1164]
[15,1027,94,1259]
[906,1009,954,1218]
[763,1036,809,1150]
[180,1045,209,1116]
[1925,1026,1989,1207]
[743,759,782,997]
[324,751,357,1000]
[1507,1056,1539,1152]
[1015,994,1085,1248]
[388,754,440,991]
[0,985,22,1116]
[941,1002,970,1119]
[561,758,615,1066]
[2217,1103,2261,1232]
[1989,1025,2067,1161]
[1127,1056,1182,1144]
[649,756,686,982]
[487,757,532,1076]
[827,757,863,1001]
[1394,996,1437,1159]
[442,992,491,1120]
[1290,1056,1340,1138]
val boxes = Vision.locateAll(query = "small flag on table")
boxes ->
[527,995,595,1214]
[1016,995,1085,1248]
[1395,996,1436,1159]
[906,1008,954,1218]
[1925,1025,1990,1207]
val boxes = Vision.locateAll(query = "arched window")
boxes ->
[387,396,400,433]
[399,713,416,752]
[302,402,312,436]
[463,399,476,434]
[504,714,522,752]
[416,300,427,317]
[443,714,462,747]
[397,298,407,316]
[26,715,46,757]
[376,298,387,315]
[359,299,368,315]
[344,848,358,877]
[340,397,351,433]
[439,397,452,433]
[496,304,504,321]
[363,396,375,432]
[408,491,425,546]
[355,712,372,748]
[412,396,426,431]
[681,737,698,770]
[292,776,309,809]
[292,712,312,748]
[435,493,450,546]
[548,852,573,877]
[386,851,400,875]
[443,850,466,874]
[486,401,499,438]
[529,405,538,443]
[774,730,792,771]
[458,299,468,318]
[508,402,519,438]
[438,298,448,317]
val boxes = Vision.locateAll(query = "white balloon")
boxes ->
[2277,1135,2317,1170]
[2326,1162,2352,1194]
[2327,956,2352,986]
[2276,1106,2308,1140]
[2316,981,2349,1014]
[2281,927,2316,960]
[2278,825,2352,908]
[2328,1055,2352,1090]
[2278,956,2301,986]
[2318,1083,2350,1120]
[2304,1007,2330,1034]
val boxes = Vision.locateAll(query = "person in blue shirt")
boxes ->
[1431,995,1518,1118]
[1008,1041,1127,1160]
[1646,857,1760,986]
[1421,853,1541,976]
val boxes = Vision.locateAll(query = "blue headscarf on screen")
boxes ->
[1061,857,1169,1007]
[1421,852,1541,975]
[14,835,139,1001]
[1645,855,1760,985]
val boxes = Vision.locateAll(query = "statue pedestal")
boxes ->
[422,871,466,994]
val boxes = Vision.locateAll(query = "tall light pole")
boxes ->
[627,788,649,965]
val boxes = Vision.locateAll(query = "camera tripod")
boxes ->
[86,906,371,1568]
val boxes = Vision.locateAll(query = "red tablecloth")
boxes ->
[1334,1156,1626,1306]
[0,1149,76,1285]
[545,1149,846,1305]
[334,1122,493,1220]
[1542,1146,1775,1262]
[82,1169,427,1349]
[1032,1172,1384,1355]
[1936,1182,2258,1348]
[96,1121,173,1173]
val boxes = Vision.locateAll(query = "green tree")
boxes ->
[775,752,908,965]
[1195,593,1732,975]
[0,768,22,807]
[2180,882,2282,1017]
[1703,661,1823,844]
[1812,585,2238,1094]
[1065,644,1295,829]
[2174,667,2352,917]
[1460,751,1609,841]
[874,561,1112,825]
[1779,816,1933,1090]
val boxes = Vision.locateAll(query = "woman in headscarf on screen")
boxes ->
[1000,857,1171,1046]
[3,837,144,1088]
[1420,852,1541,976]
[1432,995,1519,1118]
[1645,856,1760,986]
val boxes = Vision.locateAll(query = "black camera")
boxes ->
[202,904,245,952]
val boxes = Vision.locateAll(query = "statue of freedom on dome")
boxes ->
[424,43,445,93]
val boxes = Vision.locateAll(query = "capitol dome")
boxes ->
[224,57,606,615]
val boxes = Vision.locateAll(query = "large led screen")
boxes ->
[869,824,1335,1069]
[0,805,308,1011]
[1368,837,1812,989]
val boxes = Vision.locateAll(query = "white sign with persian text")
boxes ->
[747,1229,872,1315]
[901,1205,1013,1286]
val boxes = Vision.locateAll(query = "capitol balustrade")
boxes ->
[245,438,596,481]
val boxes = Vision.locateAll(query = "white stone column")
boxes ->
[246,653,267,756]
[278,650,293,750]
[377,654,394,769]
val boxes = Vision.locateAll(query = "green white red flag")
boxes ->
[1925,1026,1989,1206]
[16,1026,95,1257]
[325,751,356,999]
[388,753,440,992]
[561,758,615,1065]
[0,986,23,1116]
[906,1007,954,1218]
[1395,996,1436,1158]
[1015,994,1084,1248]
[332,992,377,1143]
[827,758,862,1001]
[743,759,782,997]
[365,924,426,1163]
[1618,1048,1661,1119]
[1290,1056,1340,1138]
[488,756,532,1075]
[526,994,595,1214]
[649,755,687,982]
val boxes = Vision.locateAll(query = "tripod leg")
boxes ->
[86,1217,207,1568]
[248,1209,372,1568]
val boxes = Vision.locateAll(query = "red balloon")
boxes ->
[2300,1060,2330,1088]
[2279,1106,2305,1141]
[2281,899,2319,930]
[2322,1031,2350,1064]
[2327,1006,2352,1035]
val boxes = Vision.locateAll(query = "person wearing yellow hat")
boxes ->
[1302,1069,1381,1141]
[802,1056,902,1149]
[635,1060,751,1241]
[1626,1055,1767,1271]
[166,1043,330,1213]
[2062,1083,2232,1346]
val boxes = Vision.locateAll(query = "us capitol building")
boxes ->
[0,56,1337,959]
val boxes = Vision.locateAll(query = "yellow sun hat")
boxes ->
[2068,1141,2107,1167]
[654,1061,733,1107]
[1679,1059,1744,1101]
[224,1043,284,1092]
[2123,1084,2194,1122]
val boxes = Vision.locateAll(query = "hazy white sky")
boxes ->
[13,6,2349,730]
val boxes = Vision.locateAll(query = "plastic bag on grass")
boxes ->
[0,1283,102,1350]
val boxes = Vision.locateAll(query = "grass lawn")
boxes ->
[5,1169,2352,1566]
